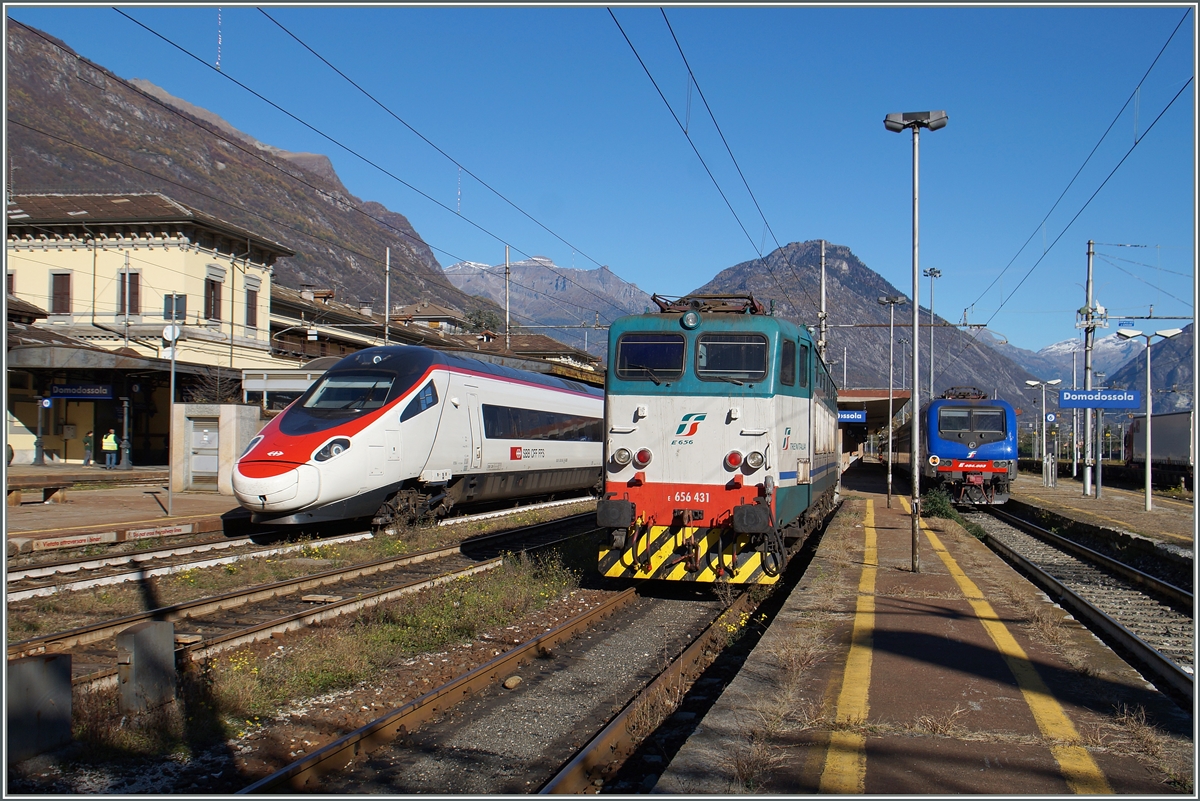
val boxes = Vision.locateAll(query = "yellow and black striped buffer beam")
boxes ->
[599,525,779,584]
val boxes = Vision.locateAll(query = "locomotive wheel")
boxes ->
[372,488,449,532]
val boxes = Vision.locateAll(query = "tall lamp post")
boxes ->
[164,324,182,516]
[1025,378,1061,486]
[1116,328,1183,511]
[885,109,948,573]
[878,295,906,507]
[923,267,941,401]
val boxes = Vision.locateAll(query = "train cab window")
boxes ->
[695,333,768,383]
[400,381,438,422]
[780,339,796,386]
[939,409,971,433]
[615,333,685,383]
[938,407,1007,436]
[972,408,1007,433]
[797,344,809,388]
[302,371,396,412]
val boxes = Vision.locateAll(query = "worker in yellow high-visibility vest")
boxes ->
[102,428,119,470]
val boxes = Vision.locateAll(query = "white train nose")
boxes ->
[232,463,321,512]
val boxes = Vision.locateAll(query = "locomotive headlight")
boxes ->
[745,451,765,469]
[612,448,633,466]
[634,448,653,468]
[240,435,263,458]
[314,437,352,462]
[725,450,743,469]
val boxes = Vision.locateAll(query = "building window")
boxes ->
[245,288,258,329]
[164,293,187,320]
[205,278,222,321]
[117,272,141,315]
[51,273,71,314]
[6,272,13,295]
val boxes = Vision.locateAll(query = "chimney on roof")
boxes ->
[359,301,373,316]
[301,285,315,301]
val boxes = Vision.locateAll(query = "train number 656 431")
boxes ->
[671,490,710,503]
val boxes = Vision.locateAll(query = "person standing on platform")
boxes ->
[82,430,94,467]
[102,428,119,469]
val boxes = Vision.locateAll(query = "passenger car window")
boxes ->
[798,344,809,388]
[400,381,439,422]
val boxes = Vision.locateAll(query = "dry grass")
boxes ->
[7,501,595,640]
[910,705,968,736]
[719,724,788,793]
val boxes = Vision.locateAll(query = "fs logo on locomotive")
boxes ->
[672,412,706,445]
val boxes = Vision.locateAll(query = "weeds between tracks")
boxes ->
[66,549,583,763]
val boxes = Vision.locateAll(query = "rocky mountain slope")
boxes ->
[688,241,1044,410]
[6,21,495,317]
[1104,325,1193,414]
[443,258,653,355]
[983,331,1145,385]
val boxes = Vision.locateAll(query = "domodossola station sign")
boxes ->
[1058,389,1141,409]
[50,384,114,400]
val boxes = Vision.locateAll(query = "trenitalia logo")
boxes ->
[675,413,707,436]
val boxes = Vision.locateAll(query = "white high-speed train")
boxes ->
[233,346,604,528]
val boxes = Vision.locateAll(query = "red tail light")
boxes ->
[725,450,743,469]
[634,448,653,467]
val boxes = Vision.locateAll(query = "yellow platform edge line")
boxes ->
[818,499,877,794]
[899,496,1113,795]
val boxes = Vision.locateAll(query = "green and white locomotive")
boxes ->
[597,295,840,584]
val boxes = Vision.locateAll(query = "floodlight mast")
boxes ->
[884,109,948,574]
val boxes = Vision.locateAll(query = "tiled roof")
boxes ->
[7,193,294,256]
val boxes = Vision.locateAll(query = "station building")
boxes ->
[5,192,603,466]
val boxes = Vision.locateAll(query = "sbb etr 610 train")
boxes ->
[893,386,1017,504]
[596,295,840,584]
[233,346,604,529]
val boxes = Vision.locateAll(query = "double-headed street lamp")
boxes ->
[1116,328,1183,511]
[878,295,907,508]
[885,109,948,573]
[1025,378,1062,486]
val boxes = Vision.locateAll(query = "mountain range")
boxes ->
[7,21,1192,415]
[442,258,653,355]
[6,22,497,319]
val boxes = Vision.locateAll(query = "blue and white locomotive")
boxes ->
[893,386,1017,504]
[596,295,840,584]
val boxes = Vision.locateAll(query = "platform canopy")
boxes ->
[837,389,913,432]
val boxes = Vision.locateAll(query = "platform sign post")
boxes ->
[164,325,181,517]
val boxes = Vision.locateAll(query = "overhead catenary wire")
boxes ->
[608,8,804,318]
[659,8,820,319]
[8,119,555,330]
[10,18,619,331]
[965,6,1192,316]
[257,8,634,321]
[111,9,622,325]
[936,66,1194,381]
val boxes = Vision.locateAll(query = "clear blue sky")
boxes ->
[8,5,1196,352]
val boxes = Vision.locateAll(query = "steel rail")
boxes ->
[237,587,640,794]
[8,535,262,581]
[985,505,1192,612]
[540,592,756,793]
[6,532,375,601]
[8,513,591,661]
[983,531,1193,704]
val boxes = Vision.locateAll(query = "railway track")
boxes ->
[5,495,596,599]
[965,506,1194,703]
[7,514,597,690]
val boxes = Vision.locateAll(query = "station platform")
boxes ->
[656,462,1192,793]
[4,464,247,556]
[1009,471,1194,553]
